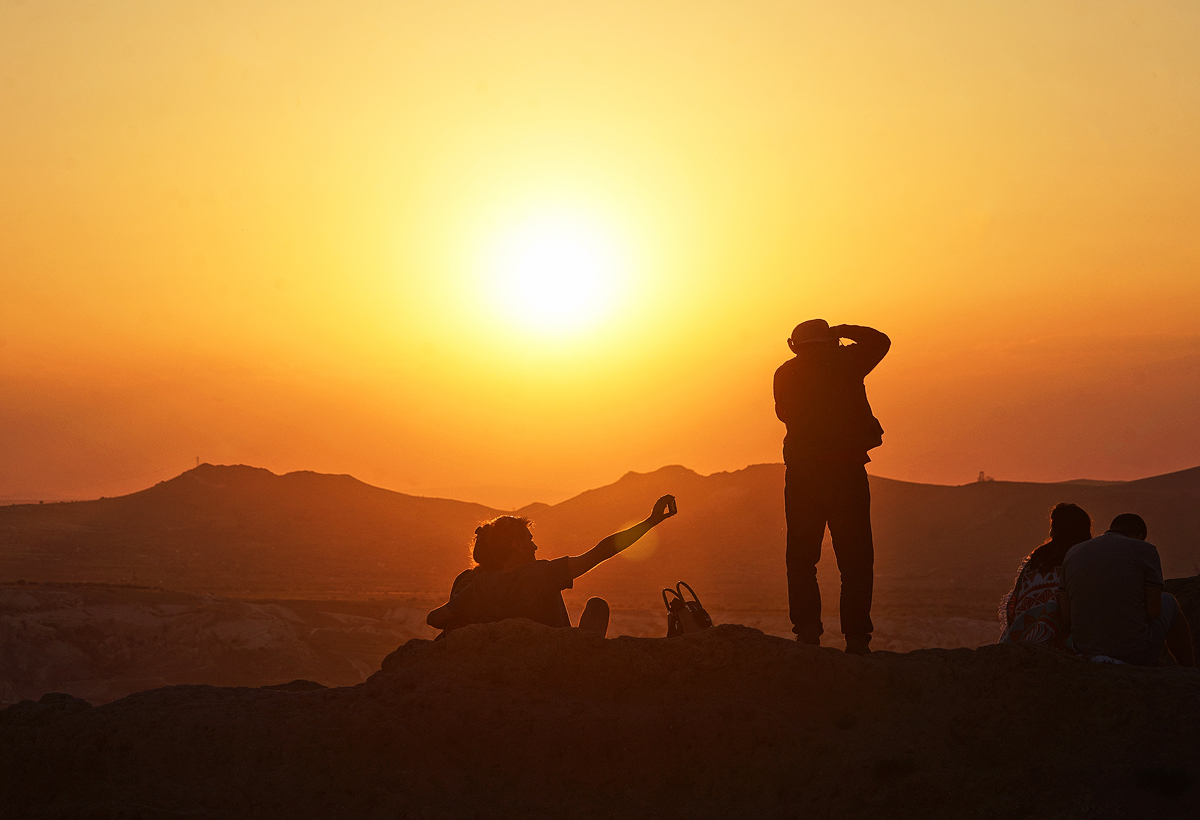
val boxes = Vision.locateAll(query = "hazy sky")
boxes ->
[3,1,1199,504]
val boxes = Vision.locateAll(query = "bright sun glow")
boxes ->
[488,212,625,333]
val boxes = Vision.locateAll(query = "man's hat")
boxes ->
[790,319,835,345]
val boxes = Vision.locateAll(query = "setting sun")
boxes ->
[3,0,1200,502]
[487,212,626,333]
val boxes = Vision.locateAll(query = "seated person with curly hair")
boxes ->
[427,494,677,639]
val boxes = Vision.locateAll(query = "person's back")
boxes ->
[1000,562,1066,646]
[1061,531,1163,660]
[773,332,886,463]
[443,558,574,630]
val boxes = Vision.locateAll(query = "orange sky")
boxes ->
[2,1,1199,505]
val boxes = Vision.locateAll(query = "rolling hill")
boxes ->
[2,462,1199,613]
[0,465,492,598]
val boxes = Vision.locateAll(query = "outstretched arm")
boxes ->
[568,495,677,580]
[830,324,890,375]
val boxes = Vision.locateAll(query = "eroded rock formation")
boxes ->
[0,584,433,705]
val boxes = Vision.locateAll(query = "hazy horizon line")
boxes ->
[3,460,1195,510]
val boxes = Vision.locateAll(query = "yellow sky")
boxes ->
[2,1,1199,503]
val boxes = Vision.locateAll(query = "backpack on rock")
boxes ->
[662,581,714,637]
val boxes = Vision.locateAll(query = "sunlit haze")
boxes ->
[486,210,626,334]
[2,1,1199,504]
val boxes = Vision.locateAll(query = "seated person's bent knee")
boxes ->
[1137,592,1181,666]
[578,597,610,638]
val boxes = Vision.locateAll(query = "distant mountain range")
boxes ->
[2,463,1198,611]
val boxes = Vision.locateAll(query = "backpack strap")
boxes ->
[676,581,703,607]
[662,587,684,612]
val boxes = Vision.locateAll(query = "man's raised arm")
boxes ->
[567,495,677,580]
[831,325,891,375]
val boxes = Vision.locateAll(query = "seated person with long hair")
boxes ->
[998,502,1092,648]
[427,494,677,639]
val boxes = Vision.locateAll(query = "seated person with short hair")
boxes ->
[427,494,677,638]
[1059,513,1194,667]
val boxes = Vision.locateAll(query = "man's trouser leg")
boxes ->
[785,462,828,642]
[827,462,874,641]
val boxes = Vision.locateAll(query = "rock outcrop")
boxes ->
[3,620,1198,819]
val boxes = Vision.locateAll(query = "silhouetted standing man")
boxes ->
[775,320,890,654]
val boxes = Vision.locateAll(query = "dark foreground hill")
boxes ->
[3,462,1199,612]
[4,616,1200,820]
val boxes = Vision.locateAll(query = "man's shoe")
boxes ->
[796,635,820,646]
[845,636,871,655]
